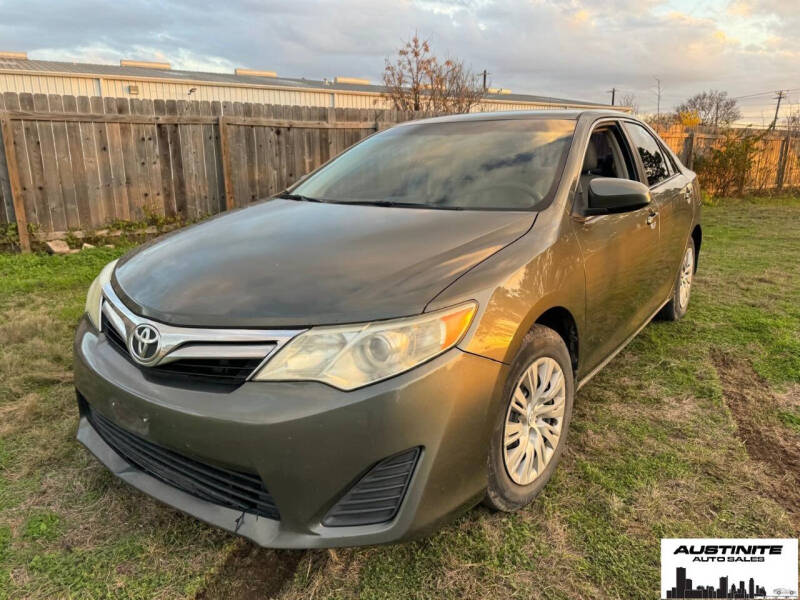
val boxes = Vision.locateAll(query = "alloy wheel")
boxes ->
[503,357,566,486]
[679,246,694,310]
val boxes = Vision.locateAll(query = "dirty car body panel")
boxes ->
[75,110,701,547]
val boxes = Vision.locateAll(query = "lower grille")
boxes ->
[101,314,264,386]
[323,448,420,527]
[87,406,279,520]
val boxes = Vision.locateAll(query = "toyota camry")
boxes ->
[74,110,701,548]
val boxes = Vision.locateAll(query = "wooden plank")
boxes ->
[116,97,141,220]
[218,114,234,210]
[250,103,267,200]
[274,104,289,192]
[0,93,11,225]
[49,94,81,228]
[296,106,310,181]
[154,99,176,218]
[177,100,198,218]
[323,107,334,164]
[199,101,220,213]
[298,106,311,182]
[91,96,116,227]
[301,106,313,176]
[0,110,378,129]
[243,102,258,202]
[18,93,48,230]
[333,107,347,157]
[130,99,153,218]
[36,94,66,231]
[309,106,323,171]
[76,95,103,227]
[0,111,217,125]
[222,117,373,129]
[263,104,279,196]
[102,97,130,221]
[210,101,225,213]
[283,106,297,185]
[5,94,38,236]
[165,100,187,217]
[231,102,247,207]
[0,113,31,251]
[140,98,165,217]
[188,100,209,215]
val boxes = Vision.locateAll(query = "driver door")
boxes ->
[572,121,663,374]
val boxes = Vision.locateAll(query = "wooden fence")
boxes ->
[2,93,800,252]
[0,92,431,251]
[653,123,800,193]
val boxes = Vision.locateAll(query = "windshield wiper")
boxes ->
[276,192,325,203]
[328,199,464,210]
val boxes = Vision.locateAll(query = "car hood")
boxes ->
[113,199,535,327]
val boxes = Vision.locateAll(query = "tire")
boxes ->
[484,325,574,512]
[659,237,696,322]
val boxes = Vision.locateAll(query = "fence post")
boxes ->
[684,130,696,170]
[0,116,31,252]
[776,133,790,191]
[217,115,234,210]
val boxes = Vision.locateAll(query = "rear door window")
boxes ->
[624,123,670,187]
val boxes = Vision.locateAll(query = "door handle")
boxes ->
[646,211,658,227]
[684,187,693,202]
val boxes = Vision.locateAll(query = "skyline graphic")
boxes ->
[665,566,768,599]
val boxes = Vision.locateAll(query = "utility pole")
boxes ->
[654,77,662,123]
[770,90,785,129]
[481,69,488,91]
[607,87,616,106]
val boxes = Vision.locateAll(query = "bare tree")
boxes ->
[620,93,639,115]
[675,90,741,128]
[382,34,485,114]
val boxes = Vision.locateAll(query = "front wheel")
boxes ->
[484,325,574,512]
[659,238,695,321]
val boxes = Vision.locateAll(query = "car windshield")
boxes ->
[290,118,576,210]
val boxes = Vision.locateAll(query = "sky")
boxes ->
[1,0,798,125]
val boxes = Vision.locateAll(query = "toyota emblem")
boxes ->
[129,323,161,365]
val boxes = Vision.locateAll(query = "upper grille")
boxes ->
[323,447,420,527]
[101,314,264,386]
[102,313,127,353]
[87,406,280,520]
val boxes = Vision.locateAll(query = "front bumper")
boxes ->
[74,317,507,548]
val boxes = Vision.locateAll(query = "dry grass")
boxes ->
[0,196,799,599]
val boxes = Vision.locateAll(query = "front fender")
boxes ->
[426,219,585,370]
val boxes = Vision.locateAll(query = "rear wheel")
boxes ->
[484,325,574,512]
[659,238,695,321]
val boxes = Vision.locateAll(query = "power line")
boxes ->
[733,87,800,100]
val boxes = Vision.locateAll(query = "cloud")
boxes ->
[0,0,797,117]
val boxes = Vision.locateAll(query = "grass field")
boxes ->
[1,196,798,599]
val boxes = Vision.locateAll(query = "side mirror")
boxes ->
[585,178,650,215]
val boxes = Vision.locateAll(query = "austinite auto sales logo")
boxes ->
[661,539,798,599]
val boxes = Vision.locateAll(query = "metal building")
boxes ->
[0,51,623,112]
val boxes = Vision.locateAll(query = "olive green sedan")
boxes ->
[74,110,701,547]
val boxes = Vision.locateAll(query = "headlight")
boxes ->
[253,301,477,390]
[84,259,118,330]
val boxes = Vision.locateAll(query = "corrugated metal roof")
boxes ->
[0,58,610,107]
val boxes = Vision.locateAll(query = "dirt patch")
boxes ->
[712,351,800,520]
[195,539,303,600]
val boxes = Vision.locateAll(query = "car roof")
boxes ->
[393,109,634,126]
